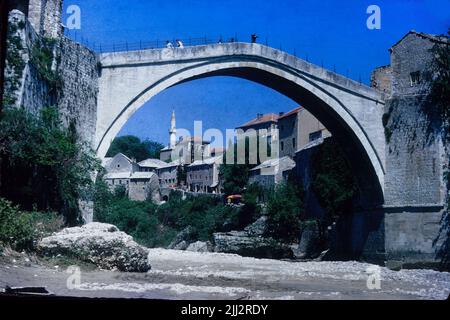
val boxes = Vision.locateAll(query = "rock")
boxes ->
[168,226,195,250]
[289,244,304,259]
[314,249,331,261]
[213,231,293,259]
[186,241,212,253]
[172,241,189,251]
[244,216,268,236]
[297,222,321,259]
[37,223,150,272]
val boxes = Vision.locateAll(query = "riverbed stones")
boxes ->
[37,223,151,272]
[186,241,213,253]
[168,226,195,250]
[213,231,293,259]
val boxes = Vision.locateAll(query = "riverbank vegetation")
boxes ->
[94,178,244,247]
[106,135,164,162]
[0,107,99,239]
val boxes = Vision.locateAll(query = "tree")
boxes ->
[106,135,164,162]
[429,29,450,132]
[266,182,304,243]
[310,139,357,226]
[177,165,187,186]
[428,29,450,271]
[0,107,100,225]
[219,136,269,196]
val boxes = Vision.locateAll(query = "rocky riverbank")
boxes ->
[0,248,449,300]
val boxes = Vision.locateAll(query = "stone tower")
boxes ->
[28,0,63,38]
[169,110,177,149]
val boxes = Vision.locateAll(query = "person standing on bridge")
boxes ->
[176,39,184,48]
[251,34,258,43]
[166,41,174,49]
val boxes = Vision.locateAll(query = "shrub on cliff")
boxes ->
[266,183,304,243]
[311,139,357,226]
[0,197,61,251]
[0,198,35,250]
[0,107,101,226]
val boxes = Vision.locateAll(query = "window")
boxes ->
[280,141,284,151]
[410,71,421,86]
[309,131,323,142]
[293,138,297,149]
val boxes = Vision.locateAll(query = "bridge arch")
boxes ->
[96,43,386,207]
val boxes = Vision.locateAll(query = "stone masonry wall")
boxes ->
[28,0,63,38]
[3,10,98,147]
[57,37,99,146]
[381,32,448,266]
[3,10,52,114]
[371,65,392,97]
[384,33,445,207]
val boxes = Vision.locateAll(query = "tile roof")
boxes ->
[278,107,303,120]
[237,113,280,129]
[130,172,157,179]
[391,30,449,49]
[138,158,168,168]
[188,156,223,167]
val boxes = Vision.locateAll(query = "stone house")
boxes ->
[236,113,279,149]
[186,156,223,194]
[248,156,296,188]
[103,153,161,202]
[138,158,167,173]
[104,153,139,176]
[279,107,331,158]
[156,160,181,189]
[128,172,160,202]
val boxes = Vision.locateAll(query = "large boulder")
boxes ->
[186,241,212,253]
[244,216,268,237]
[213,231,293,259]
[37,223,150,272]
[167,226,195,250]
[296,222,322,259]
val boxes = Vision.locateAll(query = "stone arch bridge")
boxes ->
[94,42,446,266]
[96,42,386,208]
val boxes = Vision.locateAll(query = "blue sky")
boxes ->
[62,0,450,146]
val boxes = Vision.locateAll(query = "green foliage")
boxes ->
[156,193,237,241]
[311,139,357,225]
[428,30,450,270]
[0,198,35,250]
[0,198,61,251]
[220,136,273,196]
[237,184,263,228]
[382,105,394,144]
[106,135,164,162]
[429,30,450,133]
[94,185,240,246]
[266,182,304,242]
[0,107,100,225]
[30,38,62,94]
[177,165,187,186]
[219,163,249,196]
[3,22,26,107]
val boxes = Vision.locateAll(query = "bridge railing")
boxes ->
[77,35,244,53]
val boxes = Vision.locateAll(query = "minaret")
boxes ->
[169,110,177,149]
